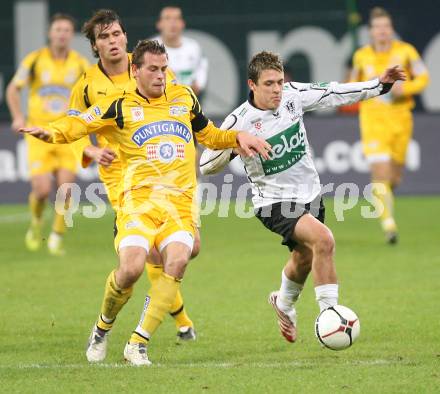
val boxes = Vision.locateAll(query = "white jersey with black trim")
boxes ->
[155,36,208,89]
[200,78,389,208]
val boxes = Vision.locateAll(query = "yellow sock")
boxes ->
[52,196,72,235]
[52,212,66,235]
[130,272,180,344]
[146,263,193,329]
[29,193,45,223]
[170,290,193,329]
[96,270,133,332]
[372,181,397,232]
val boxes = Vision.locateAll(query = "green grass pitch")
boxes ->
[0,197,439,393]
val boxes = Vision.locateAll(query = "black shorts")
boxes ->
[255,198,325,252]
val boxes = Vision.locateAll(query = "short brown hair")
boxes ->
[82,9,126,57]
[50,13,76,29]
[248,51,284,83]
[369,7,393,26]
[132,39,167,67]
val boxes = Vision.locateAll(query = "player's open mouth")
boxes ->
[110,47,119,54]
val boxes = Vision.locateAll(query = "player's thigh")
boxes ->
[25,134,57,177]
[390,160,405,186]
[117,246,149,284]
[293,214,335,255]
[360,113,393,163]
[53,144,78,176]
[190,226,201,259]
[390,111,413,166]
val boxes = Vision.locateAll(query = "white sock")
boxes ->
[276,270,304,310]
[315,284,339,312]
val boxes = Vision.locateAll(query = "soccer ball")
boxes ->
[315,305,360,350]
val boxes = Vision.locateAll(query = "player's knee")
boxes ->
[118,264,144,286]
[314,231,335,258]
[118,251,146,286]
[166,255,190,277]
[33,184,51,200]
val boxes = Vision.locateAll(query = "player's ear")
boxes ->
[131,63,139,78]
[248,79,256,92]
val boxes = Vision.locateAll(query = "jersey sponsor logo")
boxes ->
[44,98,67,113]
[80,112,96,123]
[132,121,192,147]
[131,107,144,121]
[38,85,71,98]
[93,106,102,116]
[169,105,189,116]
[311,82,330,90]
[146,141,185,163]
[260,122,306,175]
[67,109,81,116]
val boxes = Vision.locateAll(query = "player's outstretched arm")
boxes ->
[379,65,406,85]
[18,126,53,142]
[299,65,406,112]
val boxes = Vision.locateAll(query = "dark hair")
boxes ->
[132,39,167,67]
[159,5,183,19]
[369,7,393,27]
[82,9,126,57]
[50,13,76,29]
[248,51,284,83]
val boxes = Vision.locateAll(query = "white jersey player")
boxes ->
[200,51,405,344]
[155,6,208,95]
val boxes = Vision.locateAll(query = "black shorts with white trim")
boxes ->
[255,198,325,252]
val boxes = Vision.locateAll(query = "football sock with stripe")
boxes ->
[146,263,193,329]
[96,270,133,332]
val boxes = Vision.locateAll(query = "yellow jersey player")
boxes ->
[6,13,89,255]
[351,7,429,244]
[69,9,198,342]
[21,39,271,366]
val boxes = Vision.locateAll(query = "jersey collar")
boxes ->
[98,54,132,82]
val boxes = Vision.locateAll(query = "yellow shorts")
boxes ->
[25,134,78,176]
[114,191,197,254]
[360,109,413,165]
[99,163,121,210]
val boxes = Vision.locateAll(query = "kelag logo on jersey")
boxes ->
[261,123,306,175]
[131,121,192,147]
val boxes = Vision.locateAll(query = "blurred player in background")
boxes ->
[351,7,429,244]
[67,10,198,354]
[155,6,208,96]
[6,14,89,255]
